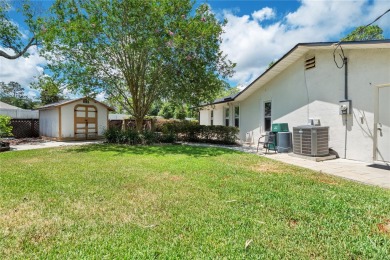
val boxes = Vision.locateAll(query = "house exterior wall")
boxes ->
[199,109,210,125]
[241,48,390,162]
[39,109,59,137]
[199,104,228,126]
[60,100,109,139]
[200,47,390,162]
[213,105,224,126]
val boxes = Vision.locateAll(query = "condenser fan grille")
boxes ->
[293,126,329,156]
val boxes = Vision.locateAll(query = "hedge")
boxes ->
[161,121,239,144]
[104,121,239,145]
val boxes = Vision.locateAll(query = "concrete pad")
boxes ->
[290,153,337,162]
[10,140,102,151]
[262,152,389,189]
[212,143,390,189]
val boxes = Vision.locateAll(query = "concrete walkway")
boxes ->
[10,140,102,151]
[185,143,390,189]
[263,153,390,189]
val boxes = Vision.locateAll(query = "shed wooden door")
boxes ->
[74,105,98,140]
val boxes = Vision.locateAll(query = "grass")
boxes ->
[0,144,389,259]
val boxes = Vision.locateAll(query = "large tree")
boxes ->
[30,75,64,105]
[0,81,36,109]
[342,25,384,41]
[42,0,235,130]
[0,0,41,59]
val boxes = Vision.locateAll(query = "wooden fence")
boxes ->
[108,119,154,131]
[108,120,123,129]
[10,119,39,138]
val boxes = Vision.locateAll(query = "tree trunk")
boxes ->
[135,117,144,132]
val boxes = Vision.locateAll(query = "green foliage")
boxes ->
[30,75,64,105]
[0,0,42,59]
[41,0,235,130]
[148,101,163,116]
[0,81,25,99]
[158,102,175,119]
[104,128,157,145]
[161,121,239,144]
[342,25,384,41]
[174,106,187,120]
[105,120,238,145]
[268,60,276,68]
[0,81,37,109]
[0,115,13,137]
[216,86,240,99]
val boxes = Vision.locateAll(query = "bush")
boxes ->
[104,121,238,145]
[142,130,158,145]
[104,128,167,145]
[0,115,13,138]
[161,121,238,144]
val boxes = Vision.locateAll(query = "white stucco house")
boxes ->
[38,97,114,140]
[199,40,390,164]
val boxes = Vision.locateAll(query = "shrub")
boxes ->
[161,121,239,144]
[0,115,13,138]
[104,121,238,145]
[142,130,158,145]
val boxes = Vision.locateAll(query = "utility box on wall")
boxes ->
[339,100,352,115]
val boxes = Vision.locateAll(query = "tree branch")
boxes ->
[0,37,36,60]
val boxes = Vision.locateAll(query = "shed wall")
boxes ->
[60,100,109,139]
[39,109,59,137]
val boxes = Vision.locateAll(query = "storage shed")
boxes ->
[38,97,114,140]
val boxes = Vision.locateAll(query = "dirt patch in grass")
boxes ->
[378,220,390,234]
[288,219,299,228]
[0,202,67,257]
[309,174,340,186]
[21,158,42,164]
[251,163,286,174]
[147,172,185,182]
[0,202,42,234]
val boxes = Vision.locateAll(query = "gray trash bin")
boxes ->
[277,132,292,153]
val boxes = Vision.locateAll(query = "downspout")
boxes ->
[344,57,348,159]
[344,57,348,100]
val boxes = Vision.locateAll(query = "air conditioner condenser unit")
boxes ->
[293,126,329,156]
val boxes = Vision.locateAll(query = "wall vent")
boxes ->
[305,56,315,70]
[293,126,329,156]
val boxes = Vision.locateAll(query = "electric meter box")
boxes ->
[339,100,351,115]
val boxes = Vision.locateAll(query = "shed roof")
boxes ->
[38,97,115,111]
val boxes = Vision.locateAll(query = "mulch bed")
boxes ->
[3,138,47,146]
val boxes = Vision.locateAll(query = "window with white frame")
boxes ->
[264,101,272,131]
[225,108,230,126]
[234,106,239,127]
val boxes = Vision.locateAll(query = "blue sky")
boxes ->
[1,0,389,99]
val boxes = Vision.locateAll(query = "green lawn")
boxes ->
[0,144,389,259]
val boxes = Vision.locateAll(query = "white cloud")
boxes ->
[95,91,106,101]
[252,7,275,22]
[0,46,46,85]
[0,46,46,99]
[221,0,390,86]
